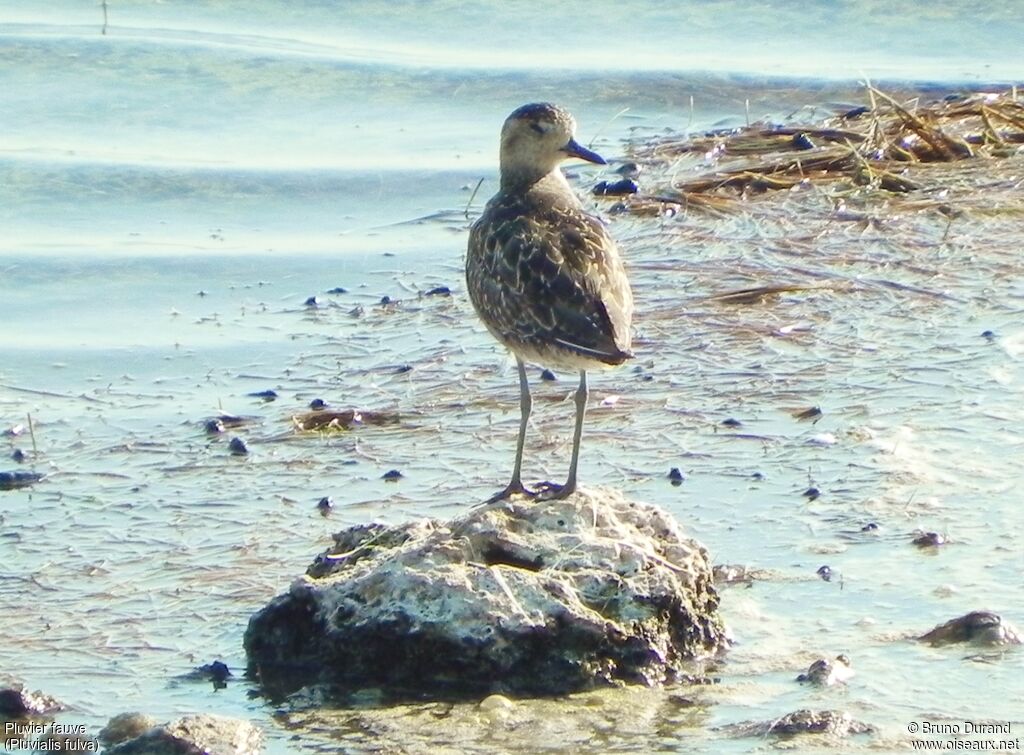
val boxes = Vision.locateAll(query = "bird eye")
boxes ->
[530,122,546,134]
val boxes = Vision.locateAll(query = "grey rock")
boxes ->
[99,712,158,747]
[0,684,63,716]
[919,611,1022,647]
[724,709,874,738]
[245,488,726,699]
[105,714,262,755]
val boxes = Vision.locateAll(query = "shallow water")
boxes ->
[2,2,1024,753]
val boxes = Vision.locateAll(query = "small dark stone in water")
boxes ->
[803,486,821,500]
[721,417,742,428]
[317,496,334,512]
[248,389,278,401]
[668,467,685,486]
[791,132,816,150]
[842,105,870,120]
[11,449,25,463]
[816,565,833,582]
[228,437,249,456]
[981,330,997,340]
[540,368,557,381]
[424,286,451,297]
[304,295,320,307]
[380,295,393,305]
[913,531,946,547]
[751,471,765,481]
[861,522,879,532]
[309,398,328,410]
[382,469,403,481]
[0,470,43,490]
[326,286,348,294]
[394,365,413,374]
[592,179,639,196]
[204,418,226,434]
[200,660,232,684]
[615,162,642,179]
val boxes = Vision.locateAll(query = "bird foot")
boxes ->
[485,480,536,504]
[533,480,576,501]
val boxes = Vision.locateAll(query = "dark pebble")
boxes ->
[304,295,320,307]
[204,419,226,434]
[248,389,278,401]
[842,105,870,120]
[202,660,232,684]
[11,449,25,463]
[382,469,403,481]
[309,398,328,410]
[803,486,821,500]
[981,330,996,340]
[0,470,43,490]
[816,565,833,582]
[721,418,742,428]
[592,179,640,196]
[326,286,348,294]
[228,437,249,456]
[668,467,685,486]
[751,471,765,481]
[791,132,816,150]
[861,522,879,532]
[317,496,334,512]
[540,369,557,381]
[424,285,452,297]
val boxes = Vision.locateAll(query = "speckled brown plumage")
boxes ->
[466,102,634,502]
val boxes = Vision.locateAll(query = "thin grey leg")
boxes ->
[486,357,535,503]
[546,369,587,500]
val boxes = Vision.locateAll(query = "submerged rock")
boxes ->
[724,709,873,738]
[245,488,726,699]
[796,655,855,686]
[104,714,262,755]
[0,684,63,716]
[919,611,1022,647]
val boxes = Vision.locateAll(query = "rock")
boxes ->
[0,470,44,491]
[724,709,873,738]
[245,488,726,699]
[99,713,158,747]
[105,714,262,755]
[0,684,63,716]
[919,611,1022,647]
[796,655,854,686]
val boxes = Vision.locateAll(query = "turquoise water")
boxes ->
[2,2,1023,752]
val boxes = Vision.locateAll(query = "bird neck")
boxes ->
[500,165,573,198]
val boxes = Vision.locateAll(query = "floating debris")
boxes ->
[293,408,400,432]
[792,406,823,422]
[0,470,43,490]
[247,389,278,401]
